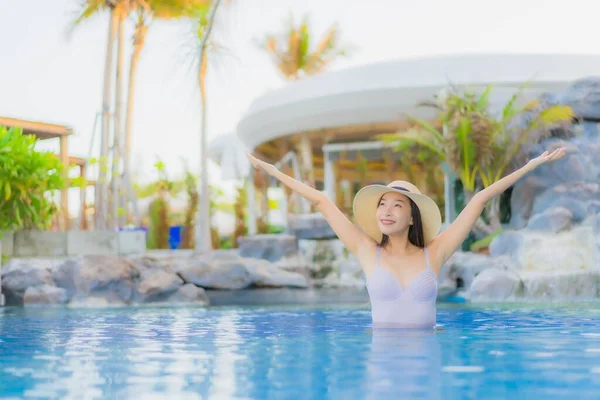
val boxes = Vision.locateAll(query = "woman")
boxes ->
[247,148,565,329]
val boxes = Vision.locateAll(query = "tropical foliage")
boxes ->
[379,84,574,231]
[260,14,349,80]
[0,126,65,231]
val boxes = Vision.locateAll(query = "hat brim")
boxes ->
[352,185,442,245]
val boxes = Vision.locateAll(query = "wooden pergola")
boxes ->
[0,116,92,230]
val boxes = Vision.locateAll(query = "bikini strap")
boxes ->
[424,247,432,270]
[376,245,381,269]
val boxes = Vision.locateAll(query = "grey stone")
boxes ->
[238,234,298,262]
[1,231,14,256]
[289,213,337,239]
[165,283,209,305]
[136,270,183,302]
[438,252,517,298]
[13,231,67,257]
[540,77,600,120]
[244,259,309,288]
[59,256,139,305]
[469,268,523,302]
[521,270,599,299]
[489,231,525,261]
[23,285,68,306]
[117,230,147,255]
[1,259,55,305]
[67,231,118,256]
[526,207,573,233]
[177,259,253,290]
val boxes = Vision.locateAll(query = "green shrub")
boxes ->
[0,126,64,230]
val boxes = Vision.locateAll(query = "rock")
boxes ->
[469,268,523,302]
[438,252,517,298]
[289,213,336,239]
[594,213,600,271]
[159,284,209,305]
[520,270,599,299]
[272,252,315,279]
[244,259,309,288]
[530,183,600,223]
[332,253,363,277]
[526,207,573,233]
[130,255,174,279]
[489,231,525,261]
[509,176,550,229]
[299,239,345,278]
[318,272,365,289]
[177,258,253,290]
[23,285,68,306]
[540,77,600,121]
[55,256,139,305]
[238,234,298,262]
[1,259,56,305]
[136,270,183,302]
[204,249,241,262]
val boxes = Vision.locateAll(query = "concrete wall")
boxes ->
[0,230,146,258]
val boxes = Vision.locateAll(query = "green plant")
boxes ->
[0,126,64,230]
[146,159,170,249]
[180,161,198,249]
[232,184,248,247]
[260,13,350,80]
[379,84,574,233]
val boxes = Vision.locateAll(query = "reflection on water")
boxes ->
[1,304,600,398]
[367,328,442,399]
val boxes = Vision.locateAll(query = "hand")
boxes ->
[247,153,276,175]
[526,147,566,169]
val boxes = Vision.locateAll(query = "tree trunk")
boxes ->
[463,189,495,237]
[111,14,125,230]
[487,196,503,231]
[97,10,118,230]
[121,16,147,227]
[195,0,222,254]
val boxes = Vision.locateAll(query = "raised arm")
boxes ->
[430,147,566,266]
[247,153,373,256]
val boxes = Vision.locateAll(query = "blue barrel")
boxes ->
[168,226,182,249]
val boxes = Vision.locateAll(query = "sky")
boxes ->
[2,0,600,185]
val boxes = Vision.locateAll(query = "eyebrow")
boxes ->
[380,197,404,203]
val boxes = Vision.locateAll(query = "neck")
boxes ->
[386,232,415,254]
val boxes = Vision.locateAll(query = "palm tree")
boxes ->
[192,0,222,254]
[379,84,574,232]
[260,14,348,80]
[121,0,209,226]
[72,0,123,229]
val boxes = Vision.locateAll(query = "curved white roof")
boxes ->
[236,53,600,150]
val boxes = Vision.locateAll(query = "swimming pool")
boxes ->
[1,303,600,399]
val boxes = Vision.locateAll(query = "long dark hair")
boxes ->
[380,197,425,248]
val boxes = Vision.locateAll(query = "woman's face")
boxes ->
[375,192,413,236]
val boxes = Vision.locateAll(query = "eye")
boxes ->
[394,204,401,207]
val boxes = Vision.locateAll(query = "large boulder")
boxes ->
[53,256,139,305]
[1,259,57,305]
[289,213,336,239]
[135,270,184,302]
[165,283,209,305]
[526,207,573,233]
[177,258,253,290]
[23,285,68,306]
[238,234,298,262]
[469,268,523,302]
[244,259,309,288]
[520,270,599,299]
[437,252,517,298]
[540,77,600,121]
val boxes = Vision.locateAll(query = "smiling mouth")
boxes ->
[380,219,395,225]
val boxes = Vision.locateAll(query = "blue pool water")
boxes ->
[2,303,600,399]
